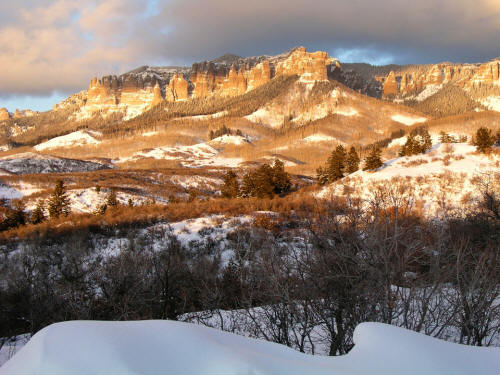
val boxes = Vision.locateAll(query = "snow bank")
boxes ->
[245,108,285,128]
[120,142,243,168]
[415,84,443,101]
[34,130,101,151]
[302,134,337,143]
[2,321,499,374]
[318,142,500,216]
[391,114,427,126]
[481,96,500,112]
[209,134,249,145]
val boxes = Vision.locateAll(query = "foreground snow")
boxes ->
[2,321,499,374]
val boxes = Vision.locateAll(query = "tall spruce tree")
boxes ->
[253,164,275,198]
[47,180,70,219]
[240,171,256,198]
[221,170,240,198]
[400,127,432,156]
[474,127,495,153]
[346,146,360,174]
[363,147,383,171]
[4,200,26,229]
[31,199,46,224]
[271,159,291,195]
[107,188,118,207]
[327,145,347,182]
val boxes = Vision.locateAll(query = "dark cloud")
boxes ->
[0,0,499,98]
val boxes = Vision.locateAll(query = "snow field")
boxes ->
[34,130,102,151]
[318,143,500,217]
[2,321,499,375]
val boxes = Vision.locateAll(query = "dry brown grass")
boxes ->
[0,191,322,242]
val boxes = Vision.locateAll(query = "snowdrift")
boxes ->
[2,321,499,375]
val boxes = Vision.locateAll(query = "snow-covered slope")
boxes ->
[0,153,110,174]
[2,321,499,375]
[34,130,101,151]
[208,134,249,146]
[119,142,243,168]
[391,114,427,126]
[319,143,500,216]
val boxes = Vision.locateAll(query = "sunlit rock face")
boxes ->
[0,107,10,121]
[378,60,500,98]
[65,47,340,120]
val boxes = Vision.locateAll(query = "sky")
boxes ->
[1,0,499,111]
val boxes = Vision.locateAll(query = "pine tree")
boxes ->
[254,164,275,198]
[221,170,240,198]
[400,127,432,156]
[271,159,291,195]
[327,145,346,182]
[47,180,70,219]
[31,199,46,224]
[106,188,118,207]
[5,200,26,228]
[474,127,495,153]
[439,131,456,143]
[363,147,383,171]
[421,130,432,153]
[240,171,256,198]
[345,146,360,174]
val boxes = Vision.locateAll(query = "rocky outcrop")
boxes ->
[168,73,189,101]
[68,47,343,120]
[382,71,399,97]
[0,107,10,121]
[378,60,500,98]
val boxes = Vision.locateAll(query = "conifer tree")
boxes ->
[271,159,291,195]
[47,180,70,219]
[400,127,432,156]
[5,200,26,228]
[327,145,346,182]
[363,147,383,171]
[474,127,495,153]
[254,164,275,198]
[240,172,255,198]
[345,146,360,174]
[421,130,432,153]
[31,199,46,224]
[221,171,240,198]
[106,188,118,207]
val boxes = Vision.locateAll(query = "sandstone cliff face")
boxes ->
[379,60,500,98]
[0,107,10,121]
[75,47,339,120]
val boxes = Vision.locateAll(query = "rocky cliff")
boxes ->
[377,60,500,100]
[0,107,10,121]
[68,47,340,120]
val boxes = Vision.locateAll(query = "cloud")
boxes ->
[0,0,499,98]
